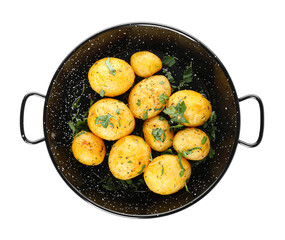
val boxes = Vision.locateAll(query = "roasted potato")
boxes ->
[108,135,151,180]
[88,57,135,97]
[128,75,171,119]
[130,51,162,77]
[144,154,191,195]
[88,98,135,141]
[72,131,106,166]
[173,128,210,160]
[167,90,212,127]
[143,116,174,152]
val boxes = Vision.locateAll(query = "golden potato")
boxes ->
[167,90,212,127]
[128,75,171,119]
[108,135,151,180]
[144,154,191,195]
[88,98,135,141]
[143,116,174,152]
[88,57,135,97]
[72,131,106,166]
[173,128,210,160]
[130,51,162,77]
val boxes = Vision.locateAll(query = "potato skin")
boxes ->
[130,51,162,77]
[88,98,135,141]
[128,75,171,119]
[144,154,191,195]
[72,131,106,166]
[143,116,174,152]
[173,128,210,160]
[88,57,135,97]
[167,90,212,127]
[108,135,151,180]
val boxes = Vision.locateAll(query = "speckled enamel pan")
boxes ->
[20,23,264,218]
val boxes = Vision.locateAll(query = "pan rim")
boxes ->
[43,22,241,218]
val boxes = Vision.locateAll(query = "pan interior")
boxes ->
[45,24,239,216]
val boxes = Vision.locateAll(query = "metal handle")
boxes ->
[238,94,264,148]
[20,92,46,144]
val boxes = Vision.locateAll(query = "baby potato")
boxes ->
[88,98,135,141]
[108,135,151,180]
[72,131,106,166]
[167,90,212,127]
[128,75,171,119]
[88,57,135,97]
[143,116,174,152]
[144,154,191,195]
[130,51,162,77]
[173,128,210,161]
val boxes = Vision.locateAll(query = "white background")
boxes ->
[1,0,284,239]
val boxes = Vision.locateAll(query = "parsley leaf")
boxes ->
[99,89,105,97]
[162,68,175,84]
[162,56,176,67]
[177,152,185,177]
[201,136,207,145]
[142,108,152,120]
[152,128,166,142]
[105,57,116,76]
[163,101,189,125]
[116,108,121,115]
[71,84,85,110]
[161,165,164,176]
[185,182,190,193]
[181,147,202,157]
[95,113,117,128]
[159,116,166,121]
[138,165,146,174]
[178,62,193,90]
[159,81,165,84]
[137,99,141,106]
[208,147,215,158]
[159,93,169,105]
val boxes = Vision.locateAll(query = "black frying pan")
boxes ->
[20,23,264,217]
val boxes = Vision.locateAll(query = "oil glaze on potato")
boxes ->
[88,98,135,141]
[143,116,174,152]
[72,131,106,166]
[88,57,135,97]
[167,90,212,127]
[108,135,151,180]
[130,51,162,77]
[173,128,210,160]
[144,154,191,195]
[128,75,171,119]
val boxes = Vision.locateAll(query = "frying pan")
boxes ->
[20,23,264,217]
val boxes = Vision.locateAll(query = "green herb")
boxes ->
[118,121,121,128]
[68,119,89,137]
[159,116,166,121]
[90,98,95,106]
[181,147,202,157]
[178,62,193,90]
[161,165,164,176]
[201,136,207,145]
[138,165,146,174]
[163,101,189,124]
[74,131,86,139]
[162,56,176,67]
[128,120,133,125]
[149,153,153,161]
[162,148,173,154]
[177,152,185,177]
[154,106,163,111]
[162,68,175,84]
[127,160,132,163]
[159,81,165,84]
[109,122,114,128]
[185,182,190,193]
[105,57,116,76]
[95,113,117,128]
[72,84,85,110]
[208,147,215,158]
[116,108,121,115]
[159,93,168,105]
[142,109,152,120]
[167,124,184,130]
[99,89,105,97]
[203,111,217,128]
[152,128,166,142]
[137,99,141,106]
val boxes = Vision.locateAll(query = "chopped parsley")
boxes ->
[116,108,121,115]
[128,120,133,125]
[162,148,173,154]
[162,56,176,67]
[99,89,105,97]
[185,182,190,193]
[177,152,185,177]
[159,93,169,105]
[201,136,207,145]
[72,84,85,110]
[178,62,193,90]
[95,113,117,128]
[161,165,164,176]
[163,101,189,124]
[154,106,163,111]
[105,57,116,76]
[149,153,153,161]
[138,165,146,174]
[137,99,141,106]
[162,68,175,84]
[208,147,215,158]
[152,128,166,142]
[159,116,166,121]
[142,108,152,120]
[181,147,202,157]
[68,119,89,137]
[159,81,165,84]
[127,160,132,163]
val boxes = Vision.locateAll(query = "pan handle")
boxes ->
[20,92,46,144]
[238,94,264,148]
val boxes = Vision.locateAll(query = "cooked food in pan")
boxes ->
[69,51,216,195]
